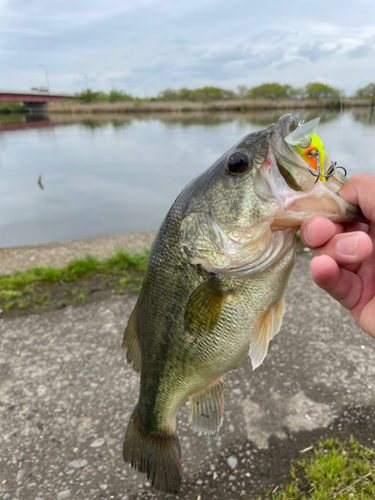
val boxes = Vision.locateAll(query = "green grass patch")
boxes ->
[0,249,149,292]
[0,249,149,316]
[266,436,375,499]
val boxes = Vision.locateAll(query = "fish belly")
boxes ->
[139,243,295,432]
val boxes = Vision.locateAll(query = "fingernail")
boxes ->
[337,235,359,256]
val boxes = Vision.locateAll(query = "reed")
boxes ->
[47,99,371,115]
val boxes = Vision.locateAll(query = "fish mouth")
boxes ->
[265,154,364,228]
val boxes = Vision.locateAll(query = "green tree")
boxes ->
[354,83,375,104]
[108,90,133,102]
[236,85,248,99]
[192,87,237,102]
[288,86,305,100]
[76,89,108,103]
[304,82,341,101]
[157,88,179,101]
[246,83,296,100]
[158,86,236,102]
[177,87,197,101]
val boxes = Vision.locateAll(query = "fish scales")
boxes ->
[122,114,363,493]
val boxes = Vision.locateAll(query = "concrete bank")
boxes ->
[0,231,157,274]
[1,244,375,499]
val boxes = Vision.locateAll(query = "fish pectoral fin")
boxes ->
[249,297,286,370]
[184,275,233,341]
[189,376,225,434]
[122,302,141,372]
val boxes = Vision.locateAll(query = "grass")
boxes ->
[0,237,305,316]
[0,250,148,291]
[0,249,149,315]
[264,437,375,499]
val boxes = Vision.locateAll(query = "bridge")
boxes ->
[0,89,75,111]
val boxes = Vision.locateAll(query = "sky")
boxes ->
[0,0,374,97]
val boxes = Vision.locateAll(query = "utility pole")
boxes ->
[38,65,50,91]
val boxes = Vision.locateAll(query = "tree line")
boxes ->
[76,82,375,104]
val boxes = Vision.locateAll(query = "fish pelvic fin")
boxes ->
[185,275,233,341]
[189,376,225,434]
[249,297,286,370]
[122,302,141,372]
[123,406,182,494]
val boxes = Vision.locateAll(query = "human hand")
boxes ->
[300,173,375,338]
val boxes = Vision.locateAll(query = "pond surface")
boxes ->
[0,108,374,248]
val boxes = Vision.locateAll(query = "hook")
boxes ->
[306,150,346,183]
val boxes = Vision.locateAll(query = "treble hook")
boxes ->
[329,161,347,177]
[306,150,347,183]
[306,150,323,183]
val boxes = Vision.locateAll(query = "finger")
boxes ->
[342,221,370,234]
[339,173,375,222]
[312,231,373,272]
[351,261,375,334]
[300,217,344,248]
[310,255,362,311]
[357,296,375,339]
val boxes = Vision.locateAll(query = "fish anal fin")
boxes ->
[185,276,233,341]
[122,302,141,372]
[189,376,225,434]
[249,297,286,370]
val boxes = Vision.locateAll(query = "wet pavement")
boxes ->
[1,246,375,500]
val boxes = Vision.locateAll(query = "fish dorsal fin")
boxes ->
[189,376,225,434]
[122,302,141,372]
[249,297,286,370]
[184,276,233,341]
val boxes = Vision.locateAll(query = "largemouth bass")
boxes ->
[122,114,361,493]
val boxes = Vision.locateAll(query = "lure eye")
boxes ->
[227,152,251,175]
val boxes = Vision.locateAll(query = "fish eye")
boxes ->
[226,152,251,175]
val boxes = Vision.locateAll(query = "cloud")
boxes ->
[296,42,341,62]
[276,59,303,71]
[176,45,285,81]
[249,28,294,44]
[346,44,373,59]
[0,0,374,95]
[244,48,285,71]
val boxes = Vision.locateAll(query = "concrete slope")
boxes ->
[1,248,375,500]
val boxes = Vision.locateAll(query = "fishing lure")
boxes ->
[285,118,347,183]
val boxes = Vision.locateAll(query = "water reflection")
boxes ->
[0,108,374,247]
[352,107,375,126]
[0,113,57,132]
[0,108,368,133]
[51,108,342,129]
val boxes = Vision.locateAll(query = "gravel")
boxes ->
[1,246,375,499]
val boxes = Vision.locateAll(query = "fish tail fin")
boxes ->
[123,406,182,493]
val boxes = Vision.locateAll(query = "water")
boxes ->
[0,108,374,248]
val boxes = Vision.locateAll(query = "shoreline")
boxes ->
[0,98,371,116]
[46,98,372,114]
[0,231,157,274]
